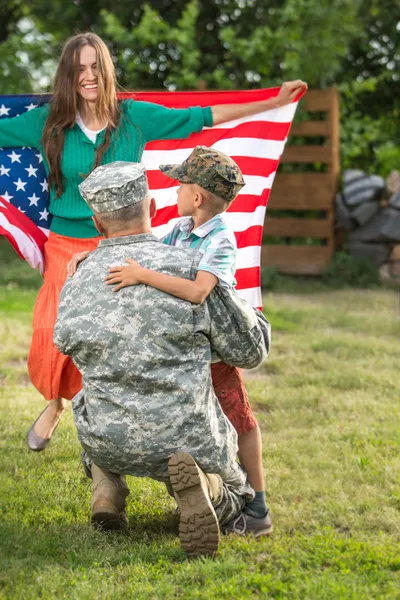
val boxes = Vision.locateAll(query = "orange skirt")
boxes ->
[27,232,102,400]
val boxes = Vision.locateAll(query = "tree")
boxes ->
[0,0,398,173]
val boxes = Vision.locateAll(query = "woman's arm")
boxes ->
[211,80,307,125]
[126,100,213,143]
[0,104,48,149]
[105,258,218,304]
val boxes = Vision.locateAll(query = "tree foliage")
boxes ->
[0,0,398,173]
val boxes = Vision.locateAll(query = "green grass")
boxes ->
[1,239,400,599]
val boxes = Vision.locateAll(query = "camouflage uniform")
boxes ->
[55,162,271,526]
[160,145,246,202]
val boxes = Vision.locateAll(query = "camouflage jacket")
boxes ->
[54,234,270,487]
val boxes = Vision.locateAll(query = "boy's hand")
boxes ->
[105,258,143,292]
[67,250,91,277]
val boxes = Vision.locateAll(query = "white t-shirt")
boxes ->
[76,112,106,143]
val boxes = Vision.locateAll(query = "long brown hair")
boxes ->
[42,32,120,198]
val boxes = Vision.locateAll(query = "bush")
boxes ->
[260,266,281,290]
[322,251,380,288]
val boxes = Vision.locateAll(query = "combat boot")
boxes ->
[90,464,129,531]
[168,451,222,558]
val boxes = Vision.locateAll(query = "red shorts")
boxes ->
[211,362,257,435]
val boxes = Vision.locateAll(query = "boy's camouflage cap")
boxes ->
[79,161,149,213]
[160,146,245,203]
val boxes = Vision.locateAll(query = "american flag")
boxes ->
[0,89,304,307]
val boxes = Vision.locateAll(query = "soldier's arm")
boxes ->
[204,286,271,369]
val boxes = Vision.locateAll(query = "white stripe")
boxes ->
[153,219,181,239]
[151,173,276,210]
[223,206,267,232]
[143,138,285,170]
[151,186,179,209]
[204,102,298,128]
[236,246,261,270]
[236,286,262,308]
[0,211,44,272]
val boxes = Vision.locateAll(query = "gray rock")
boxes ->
[348,208,400,243]
[343,169,365,184]
[388,191,400,210]
[351,201,380,226]
[335,193,354,230]
[348,212,388,243]
[381,208,400,242]
[345,241,390,265]
[342,173,385,207]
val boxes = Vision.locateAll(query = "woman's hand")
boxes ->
[275,80,308,107]
[211,80,308,125]
[67,250,91,277]
[105,258,144,292]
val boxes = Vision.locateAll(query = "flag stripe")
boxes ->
[142,138,286,169]
[145,120,292,149]
[235,266,260,289]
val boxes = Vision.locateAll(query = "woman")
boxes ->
[0,32,306,450]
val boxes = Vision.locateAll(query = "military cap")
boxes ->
[160,146,245,203]
[79,161,149,213]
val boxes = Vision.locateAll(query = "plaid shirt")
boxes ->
[162,214,236,289]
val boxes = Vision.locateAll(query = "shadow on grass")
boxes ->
[0,511,187,569]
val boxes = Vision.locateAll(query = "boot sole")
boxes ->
[91,502,127,531]
[168,452,220,558]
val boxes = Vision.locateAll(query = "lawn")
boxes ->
[0,240,400,599]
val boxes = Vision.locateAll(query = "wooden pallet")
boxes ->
[263,87,340,275]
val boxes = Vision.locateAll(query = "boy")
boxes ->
[104,147,272,532]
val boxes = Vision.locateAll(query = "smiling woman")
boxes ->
[0,30,306,452]
[79,46,100,101]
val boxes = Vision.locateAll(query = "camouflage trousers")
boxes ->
[81,451,249,527]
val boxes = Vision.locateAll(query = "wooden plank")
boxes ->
[290,121,330,136]
[328,87,340,183]
[261,245,333,275]
[281,145,332,164]
[303,88,336,112]
[264,217,333,239]
[268,173,335,210]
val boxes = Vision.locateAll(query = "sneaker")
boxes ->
[222,510,273,538]
[91,498,128,531]
[168,451,220,558]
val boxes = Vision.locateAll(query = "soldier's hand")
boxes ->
[105,258,143,292]
[67,250,91,277]
[275,80,307,107]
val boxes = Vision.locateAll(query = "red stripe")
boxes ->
[235,225,263,249]
[145,122,291,150]
[228,192,270,214]
[147,171,178,190]
[235,266,260,290]
[152,205,179,228]
[230,157,278,177]
[118,88,283,107]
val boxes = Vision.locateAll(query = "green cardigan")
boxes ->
[0,100,213,238]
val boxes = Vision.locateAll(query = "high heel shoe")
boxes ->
[26,406,61,452]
